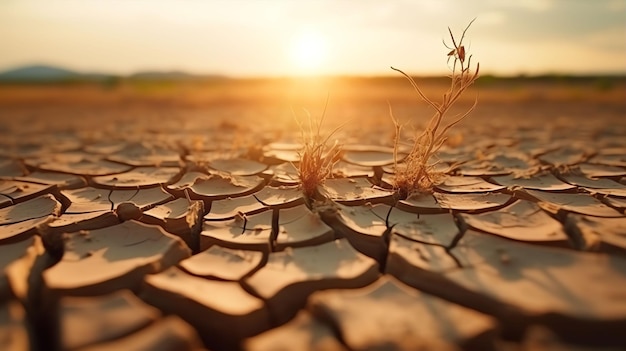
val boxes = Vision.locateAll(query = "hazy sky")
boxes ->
[1,0,625,76]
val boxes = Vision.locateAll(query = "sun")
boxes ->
[289,30,329,73]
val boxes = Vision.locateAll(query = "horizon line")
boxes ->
[1,63,626,80]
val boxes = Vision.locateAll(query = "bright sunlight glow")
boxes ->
[289,30,329,74]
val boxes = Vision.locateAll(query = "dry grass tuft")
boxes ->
[390,19,480,199]
[295,99,343,200]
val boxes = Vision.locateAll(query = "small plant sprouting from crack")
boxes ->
[295,97,343,201]
[390,19,480,199]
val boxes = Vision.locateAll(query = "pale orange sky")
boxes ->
[1,0,625,77]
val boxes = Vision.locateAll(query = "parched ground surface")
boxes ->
[1,94,626,351]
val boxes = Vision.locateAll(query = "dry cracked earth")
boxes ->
[1,111,626,351]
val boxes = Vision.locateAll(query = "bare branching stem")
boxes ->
[390,19,480,198]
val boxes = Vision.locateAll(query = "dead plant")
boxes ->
[390,19,480,198]
[295,98,343,200]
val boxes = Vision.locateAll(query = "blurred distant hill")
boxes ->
[0,64,227,83]
[0,65,104,82]
[130,71,198,80]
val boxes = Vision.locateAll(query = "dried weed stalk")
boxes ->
[390,19,480,198]
[295,99,342,200]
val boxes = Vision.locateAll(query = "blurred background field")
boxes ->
[2,74,626,106]
[1,74,625,136]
